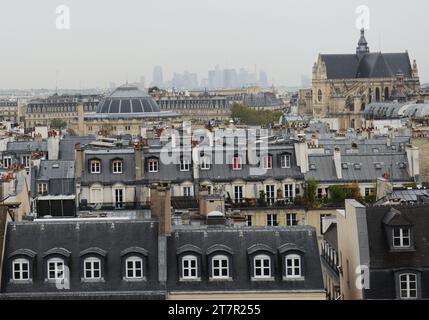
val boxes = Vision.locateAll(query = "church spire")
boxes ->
[356,28,370,57]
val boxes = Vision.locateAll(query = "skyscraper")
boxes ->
[152,66,164,88]
[259,71,269,88]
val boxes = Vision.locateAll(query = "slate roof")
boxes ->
[59,136,95,161]
[6,141,47,153]
[37,160,75,180]
[320,52,412,80]
[306,153,412,183]
[167,225,324,293]
[0,219,164,298]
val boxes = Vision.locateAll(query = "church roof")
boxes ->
[320,52,412,80]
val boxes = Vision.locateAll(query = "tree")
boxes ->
[230,103,282,127]
[304,178,319,208]
[50,119,67,129]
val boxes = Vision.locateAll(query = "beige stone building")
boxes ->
[306,29,420,130]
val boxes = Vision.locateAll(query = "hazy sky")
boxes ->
[1,0,428,89]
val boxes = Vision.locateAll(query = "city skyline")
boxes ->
[1,0,429,89]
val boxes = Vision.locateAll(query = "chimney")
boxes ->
[333,146,342,180]
[406,144,420,181]
[74,143,84,179]
[294,135,309,173]
[134,142,143,180]
[150,183,172,285]
[47,134,60,160]
[150,183,172,236]
[0,205,9,287]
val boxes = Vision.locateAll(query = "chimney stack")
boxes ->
[134,142,143,180]
[47,133,60,160]
[294,134,309,173]
[150,183,172,236]
[333,146,342,180]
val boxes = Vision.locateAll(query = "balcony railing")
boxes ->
[79,202,150,211]
[228,198,297,209]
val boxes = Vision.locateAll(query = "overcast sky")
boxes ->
[0,0,428,89]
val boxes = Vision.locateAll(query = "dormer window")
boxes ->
[125,256,143,279]
[148,159,159,173]
[12,258,30,281]
[47,257,65,281]
[254,254,271,279]
[281,154,291,168]
[342,163,349,170]
[84,257,102,280]
[309,164,316,170]
[112,159,123,174]
[263,155,273,170]
[182,255,198,280]
[180,158,190,171]
[354,163,361,170]
[90,160,101,174]
[285,254,302,278]
[232,156,242,170]
[211,255,229,279]
[200,157,211,170]
[393,227,411,248]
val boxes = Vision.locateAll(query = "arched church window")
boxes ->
[317,90,322,102]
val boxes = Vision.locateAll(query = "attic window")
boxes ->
[309,164,316,170]
[375,163,382,170]
[354,163,361,170]
[373,148,380,153]
[342,163,348,170]
[52,164,60,169]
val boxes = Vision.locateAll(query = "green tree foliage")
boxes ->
[230,103,282,126]
[50,119,67,129]
[304,178,319,208]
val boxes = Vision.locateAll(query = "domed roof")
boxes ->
[96,85,161,114]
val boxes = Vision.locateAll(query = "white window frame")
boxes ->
[232,156,242,170]
[125,256,143,279]
[211,255,229,279]
[47,257,65,280]
[180,159,191,171]
[22,155,31,168]
[112,160,123,174]
[265,185,275,205]
[83,257,102,280]
[12,258,30,281]
[183,186,191,197]
[38,183,48,195]
[285,254,302,278]
[281,154,291,168]
[201,157,211,170]
[399,273,417,299]
[284,184,294,201]
[246,215,253,226]
[90,160,101,174]
[286,213,297,226]
[263,155,273,170]
[148,159,159,173]
[114,188,124,208]
[234,185,243,203]
[182,255,198,280]
[3,156,12,168]
[253,254,271,279]
[393,228,411,248]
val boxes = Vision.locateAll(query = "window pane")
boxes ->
[263,259,270,267]
[22,263,28,271]
[135,270,142,278]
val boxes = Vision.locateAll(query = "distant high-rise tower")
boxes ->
[259,71,269,88]
[139,76,146,88]
[152,66,164,88]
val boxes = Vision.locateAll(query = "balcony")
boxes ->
[228,197,298,209]
[79,201,150,211]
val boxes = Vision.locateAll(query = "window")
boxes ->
[114,188,124,209]
[265,185,275,205]
[180,159,190,171]
[201,157,211,170]
[267,214,278,227]
[285,254,302,278]
[317,89,322,102]
[84,257,101,280]
[112,160,123,174]
[365,188,375,197]
[234,185,243,203]
[254,255,271,278]
[125,256,143,279]
[286,213,297,226]
[263,156,273,169]
[284,184,293,201]
[90,160,101,173]
[393,228,411,248]
[22,155,30,168]
[232,157,242,170]
[148,159,159,172]
[183,186,191,197]
[182,255,198,279]
[281,154,291,168]
[12,258,30,281]
[317,188,323,199]
[211,255,229,279]
[3,156,12,168]
[125,125,131,131]
[38,183,48,195]
[246,215,253,226]
[47,258,64,280]
[399,273,417,299]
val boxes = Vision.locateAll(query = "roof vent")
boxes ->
[52,164,60,168]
